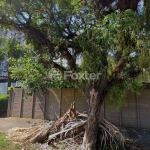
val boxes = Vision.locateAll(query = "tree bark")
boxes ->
[81,81,108,150]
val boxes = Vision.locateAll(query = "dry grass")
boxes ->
[0,132,40,150]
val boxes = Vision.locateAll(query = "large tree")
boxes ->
[0,0,150,149]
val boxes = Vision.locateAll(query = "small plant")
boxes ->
[0,133,11,149]
[0,94,9,114]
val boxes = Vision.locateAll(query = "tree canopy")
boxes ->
[0,0,148,93]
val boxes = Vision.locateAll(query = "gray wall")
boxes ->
[7,88,150,129]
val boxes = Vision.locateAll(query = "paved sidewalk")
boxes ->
[120,128,150,149]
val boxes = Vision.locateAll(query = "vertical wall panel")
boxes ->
[61,88,74,115]
[33,92,45,119]
[122,92,137,128]
[137,90,150,129]
[11,88,22,117]
[75,89,89,113]
[45,89,61,120]
[22,89,33,118]
[7,89,12,117]
[105,101,120,126]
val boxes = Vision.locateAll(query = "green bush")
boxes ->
[0,95,9,114]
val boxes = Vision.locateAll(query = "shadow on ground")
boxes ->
[120,128,150,149]
[0,113,7,118]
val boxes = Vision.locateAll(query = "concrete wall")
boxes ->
[7,88,150,129]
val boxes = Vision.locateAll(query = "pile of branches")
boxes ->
[7,102,126,149]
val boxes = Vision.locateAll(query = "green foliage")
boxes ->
[0,36,24,66]
[6,39,24,59]
[108,77,144,110]
[7,86,14,91]
[81,48,108,74]
[9,53,80,93]
[0,94,8,114]
[81,9,150,73]
[80,9,150,109]
[0,133,11,149]
[79,9,150,111]
[0,37,8,61]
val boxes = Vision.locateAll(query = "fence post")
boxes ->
[60,88,62,117]
[32,92,35,119]
[73,88,75,108]
[135,92,140,128]
[7,89,12,117]
[10,89,14,117]
[44,89,47,120]
[20,89,24,118]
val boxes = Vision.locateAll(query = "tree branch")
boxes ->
[38,58,67,72]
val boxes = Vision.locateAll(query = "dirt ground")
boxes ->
[0,114,48,133]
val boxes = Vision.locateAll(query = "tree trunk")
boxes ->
[81,82,107,150]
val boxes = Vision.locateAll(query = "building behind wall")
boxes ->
[0,30,24,44]
[0,60,7,75]
[0,30,24,93]
[0,30,24,75]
